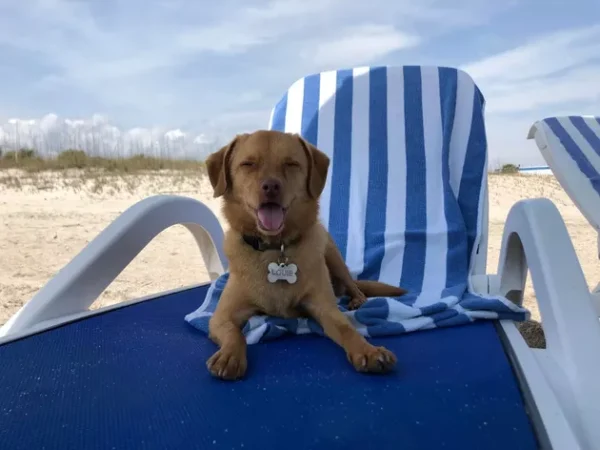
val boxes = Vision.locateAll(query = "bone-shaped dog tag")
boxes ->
[267,262,297,284]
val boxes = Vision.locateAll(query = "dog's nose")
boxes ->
[261,178,281,198]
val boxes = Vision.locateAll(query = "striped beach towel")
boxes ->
[536,116,600,202]
[185,65,529,344]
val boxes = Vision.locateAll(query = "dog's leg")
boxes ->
[207,287,256,380]
[325,234,407,309]
[304,292,397,373]
[324,234,368,310]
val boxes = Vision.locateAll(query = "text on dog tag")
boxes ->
[267,262,297,284]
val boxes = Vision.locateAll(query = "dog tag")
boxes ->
[267,262,298,284]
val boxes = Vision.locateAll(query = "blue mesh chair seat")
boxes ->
[0,285,538,449]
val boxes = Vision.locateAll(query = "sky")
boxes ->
[0,0,598,166]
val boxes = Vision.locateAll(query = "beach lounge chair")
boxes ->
[1,66,599,450]
[527,116,600,315]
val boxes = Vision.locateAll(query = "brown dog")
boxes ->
[204,130,407,380]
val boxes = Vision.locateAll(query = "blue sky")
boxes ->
[0,0,598,166]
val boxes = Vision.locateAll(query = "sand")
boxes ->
[1,170,598,347]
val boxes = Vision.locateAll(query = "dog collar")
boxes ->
[242,235,300,252]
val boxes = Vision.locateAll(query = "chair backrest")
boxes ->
[268,66,489,294]
[528,116,600,233]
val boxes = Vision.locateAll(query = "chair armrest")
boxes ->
[496,198,600,447]
[0,195,227,338]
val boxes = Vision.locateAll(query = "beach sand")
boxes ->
[1,170,597,347]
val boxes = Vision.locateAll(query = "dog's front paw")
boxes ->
[348,345,397,373]
[347,294,367,310]
[207,346,247,380]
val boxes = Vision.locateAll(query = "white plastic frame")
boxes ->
[0,194,227,339]
[492,198,600,449]
[1,194,600,448]
[528,118,600,315]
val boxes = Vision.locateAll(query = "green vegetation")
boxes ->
[499,163,519,174]
[0,147,205,173]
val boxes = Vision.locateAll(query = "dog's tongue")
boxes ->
[257,204,284,231]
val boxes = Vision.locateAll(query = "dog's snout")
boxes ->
[261,178,281,199]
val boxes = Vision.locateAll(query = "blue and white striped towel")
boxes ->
[185,66,530,344]
[538,116,600,202]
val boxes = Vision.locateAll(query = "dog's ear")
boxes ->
[296,135,330,199]
[205,136,241,197]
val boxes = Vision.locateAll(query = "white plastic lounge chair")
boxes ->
[528,116,600,314]
[1,67,600,450]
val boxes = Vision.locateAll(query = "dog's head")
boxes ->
[205,130,330,238]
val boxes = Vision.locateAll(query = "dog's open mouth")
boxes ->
[257,202,286,233]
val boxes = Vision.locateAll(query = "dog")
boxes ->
[204,130,407,380]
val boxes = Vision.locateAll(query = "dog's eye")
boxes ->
[285,161,300,168]
[240,161,255,168]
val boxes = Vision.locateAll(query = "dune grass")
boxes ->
[0,147,529,195]
[0,148,207,193]
[0,148,205,173]
[1,147,526,175]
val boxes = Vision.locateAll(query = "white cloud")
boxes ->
[310,25,419,68]
[177,0,343,54]
[0,114,221,160]
[456,25,600,166]
[193,134,215,145]
[0,0,566,168]
[463,25,600,83]
[484,65,600,114]
[164,129,186,140]
[462,25,600,114]
[0,0,510,124]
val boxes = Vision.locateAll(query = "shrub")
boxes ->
[2,148,38,161]
[500,163,519,174]
[0,148,205,173]
[57,149,88,169]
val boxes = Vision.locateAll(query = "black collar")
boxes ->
[242,234,301,252]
